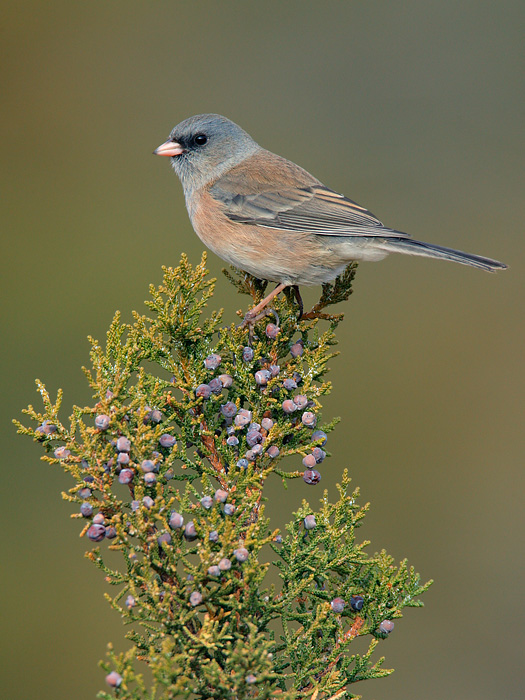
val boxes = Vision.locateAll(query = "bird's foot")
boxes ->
[293,285,304,321]
[240,307,280,328]
[239,308,280,344]
[239,282,287,331]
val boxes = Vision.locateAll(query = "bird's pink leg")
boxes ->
[241,283,287,326]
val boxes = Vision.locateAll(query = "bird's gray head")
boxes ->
[154,114,260,194]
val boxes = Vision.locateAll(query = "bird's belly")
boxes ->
[190,193,387,285]
[193,218,312,284]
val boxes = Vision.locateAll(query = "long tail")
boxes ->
[379,238,507,272]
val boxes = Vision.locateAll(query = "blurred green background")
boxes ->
[2,2,523,698]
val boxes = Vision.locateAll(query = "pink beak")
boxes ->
[154,140,185,156]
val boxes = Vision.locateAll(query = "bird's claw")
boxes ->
[239,306,275,329]
[238,307,280,345]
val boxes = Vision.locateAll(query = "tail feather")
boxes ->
[380,238,507,272]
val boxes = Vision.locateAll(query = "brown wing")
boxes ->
[209,151,410,239]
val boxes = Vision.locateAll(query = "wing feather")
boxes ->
[209,153,410,239]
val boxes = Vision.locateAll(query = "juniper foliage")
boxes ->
[15,253,431,699]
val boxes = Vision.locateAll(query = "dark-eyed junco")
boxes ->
[155,114,506,316]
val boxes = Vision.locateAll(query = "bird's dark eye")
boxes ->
[194,134,208,146]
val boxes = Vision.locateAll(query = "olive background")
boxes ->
[2,2,523,699]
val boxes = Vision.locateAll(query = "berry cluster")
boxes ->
[43,322,332,559]
[187,335,332,488]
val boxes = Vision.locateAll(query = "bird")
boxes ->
[154,114,506,319]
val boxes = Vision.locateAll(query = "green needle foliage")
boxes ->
[14,253,431,700]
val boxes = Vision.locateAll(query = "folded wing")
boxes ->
[209,152,410,239]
